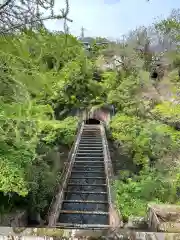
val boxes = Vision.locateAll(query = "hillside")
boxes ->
[0,6,179,226]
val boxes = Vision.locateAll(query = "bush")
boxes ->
[151,101,180,127]
[110,114,180,167]
[0,30,82,211]
[114,167,178,220]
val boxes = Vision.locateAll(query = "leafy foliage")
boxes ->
[0,6,180,222]
[114,168,178,220]
[106,9,180,219]
[151,102,180,125]
[110,114,180,167]
[0,30,81,214]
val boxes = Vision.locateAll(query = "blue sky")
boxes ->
[45,0,180,39]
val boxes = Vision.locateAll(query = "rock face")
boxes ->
[27,211,41,226]
[124,217,148,230]
[147,204,180,233]
[0,210,27,227]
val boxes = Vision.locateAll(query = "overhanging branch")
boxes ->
[0,0,12,11]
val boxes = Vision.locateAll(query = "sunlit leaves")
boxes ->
[110,114,180,166]
[115,168,175,219]
[0,31,81,196]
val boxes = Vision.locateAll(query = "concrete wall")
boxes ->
[91,108,111,124]
[74,105,114,125]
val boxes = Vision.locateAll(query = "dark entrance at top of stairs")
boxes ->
[84,118,100,124]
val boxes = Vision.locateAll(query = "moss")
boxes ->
[169,69,180,83]
[32,228,65,237]
[12,227,27,234]
[151,101,180,125]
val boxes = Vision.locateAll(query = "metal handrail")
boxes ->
[102,125,114,178]
[47,121,84,226]
[100,124,113,226]
[101,124,123,227]
[102,124,123,227]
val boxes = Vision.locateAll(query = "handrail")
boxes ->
[101,125,114,178]
[102,124,123,227]
[47,121,84,226]
[101,124,123,227]
[100,124,113,224]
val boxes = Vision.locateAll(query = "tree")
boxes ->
[0,0,72,34]
[155,9,180,46]
[0,30,83,196]
[154,9,180,69]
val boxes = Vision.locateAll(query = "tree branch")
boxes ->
[0,0,12,11]
[0,0,72,34]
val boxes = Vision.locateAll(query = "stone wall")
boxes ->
[75,106,113,125]
[0,210,27,227]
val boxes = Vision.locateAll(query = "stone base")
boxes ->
[0,227,180,240]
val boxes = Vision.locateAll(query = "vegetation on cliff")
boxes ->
[108,10,180,219]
